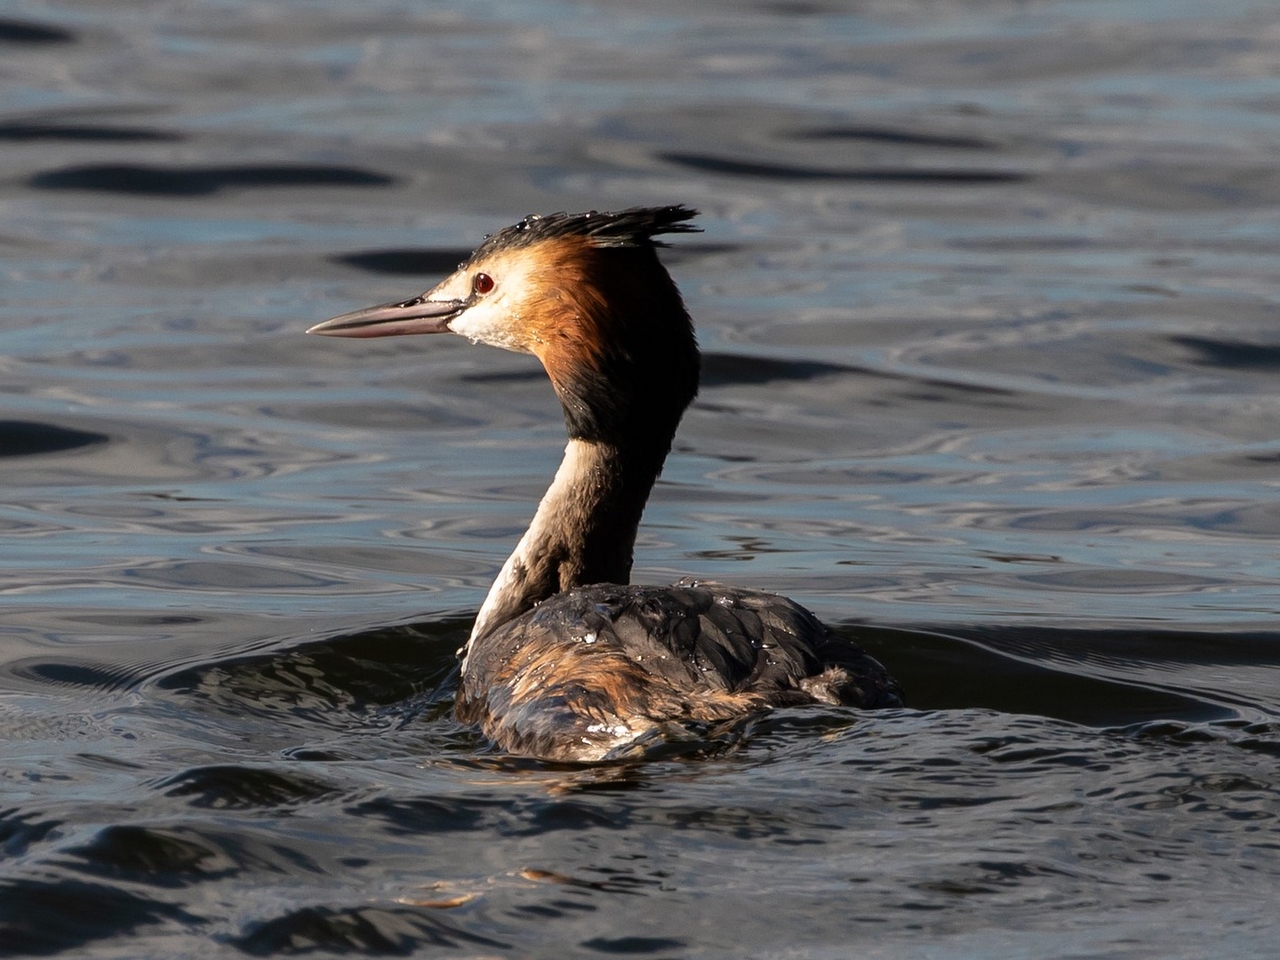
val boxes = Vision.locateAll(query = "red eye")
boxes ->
[473,272,495,295]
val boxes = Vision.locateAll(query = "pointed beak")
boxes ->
[307,296,465,338]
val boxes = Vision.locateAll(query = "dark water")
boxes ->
[4,1,1280,956]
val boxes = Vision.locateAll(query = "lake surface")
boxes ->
[3,1,1280,956]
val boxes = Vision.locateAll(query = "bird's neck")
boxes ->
[466,436,669,646]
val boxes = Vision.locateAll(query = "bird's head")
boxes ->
[310,206,702,449]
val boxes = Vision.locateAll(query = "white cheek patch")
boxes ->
[450,297,531,353]
[444,252,544,354]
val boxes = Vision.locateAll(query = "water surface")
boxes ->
[3,1,1280,956]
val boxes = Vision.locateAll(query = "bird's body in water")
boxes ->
[309,205,902,760]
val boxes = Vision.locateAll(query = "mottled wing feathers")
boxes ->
[457,580,903,760]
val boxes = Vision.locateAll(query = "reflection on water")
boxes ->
[28,163,396,196]
[3,0,1280,956]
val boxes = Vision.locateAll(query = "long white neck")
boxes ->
[465,437,664,654]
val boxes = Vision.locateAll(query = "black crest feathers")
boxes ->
[467,205,700,264]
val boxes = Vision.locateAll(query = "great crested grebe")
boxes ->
[309,205,903,760]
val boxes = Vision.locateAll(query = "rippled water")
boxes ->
[4,1,1280,956]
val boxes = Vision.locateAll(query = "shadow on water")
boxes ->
[852,624,1241,727]
[0,420,109,458]
[0,880,198,957]
[27,164,396,197]
[9,658,142,695]
[155,618,470,737]
[330,249,476,277]
[788,124,1001,150]
[1170,334,1280,370]
[700,353,853,386]
[0,16,74,44]
[659,151,1025,184]
[0,120,181,143]
[700,352,1018,398]
[231,905,507,957]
